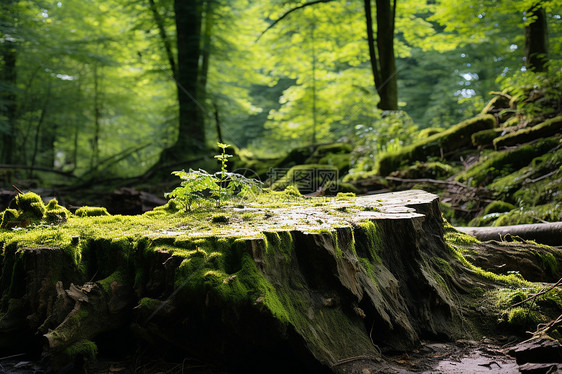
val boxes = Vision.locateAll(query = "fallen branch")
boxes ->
[456,222,562,246]
[511,278,562,308]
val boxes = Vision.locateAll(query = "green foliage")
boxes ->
[497,66,562,121]
[166,143,262,210]
[350,111,418,173]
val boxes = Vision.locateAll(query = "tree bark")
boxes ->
[363,0,382,96]
[525,5,548,72]
[148,0,177,81]
[0,0,18,165]
[172,0,205,153]
[375,0,398,110]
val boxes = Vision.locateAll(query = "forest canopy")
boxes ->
[0,0,560,180]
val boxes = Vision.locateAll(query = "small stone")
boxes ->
[361,369,371,374]
[323,297,335,307]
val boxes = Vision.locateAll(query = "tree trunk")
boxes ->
[0,0,18,165]
[525,5,548,72]
[91,64,101,170]
[375,0,398,110]
[363,0,382,98]
[199,0,213,91]
[172,0,205,154]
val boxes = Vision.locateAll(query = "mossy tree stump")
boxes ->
[0,190,559,373]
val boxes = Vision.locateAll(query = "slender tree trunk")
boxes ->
[173,0,205,152]
[29,85,51,177]
[91,65,101,170]
[199,0,213,90]
[363,0,382,95]
[525,4,548,72]
[213,102,223,144]
[0,0,18,165]
[311,9,317,145]
[375,0,398,110]
[148,0,177,80]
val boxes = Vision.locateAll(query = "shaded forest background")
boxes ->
[0,0,560,186]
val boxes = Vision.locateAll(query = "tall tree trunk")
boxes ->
[173,0,205,153]
[375,0,398,110]
[525,5,548,72]
[0,0,18,165]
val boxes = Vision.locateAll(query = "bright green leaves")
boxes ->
[166,143,262,211]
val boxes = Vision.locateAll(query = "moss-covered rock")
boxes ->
[377,114,496,176]
[494,115,562,149]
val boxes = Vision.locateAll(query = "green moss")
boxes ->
[15,192,46,221]
[493,203,562,225]
[471,128,504,147]
[43,199,71,225]
[270,164,339,192]
[377,115,495,176]
[503,307,546,329]
[494,115,562,148]
[391,161,457,180]
[358,221,382,264]
[151,199,181,214]
[417,127,444,139]
[336,192,355,200]
[64,339,98,359]
[211,214,229,223]
[75,206,111,217]
[304,143,352,172]
[138,297,161,310]
[484,201,516,215]
[283,185,301,196]
[432,257,453,277]
[457,137,559,187]
[0,209,19,229]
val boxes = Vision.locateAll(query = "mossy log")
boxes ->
[494,116,562,149]
[456,222,562,247]
[456,239,562,282]
[377,115,495,176]
[0,190,559,373]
